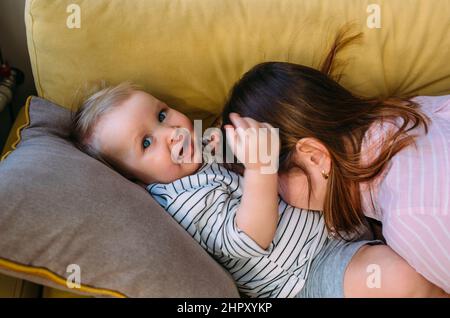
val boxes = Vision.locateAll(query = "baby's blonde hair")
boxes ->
[70,81,141,179]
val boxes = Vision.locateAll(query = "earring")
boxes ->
[321,170,329,180]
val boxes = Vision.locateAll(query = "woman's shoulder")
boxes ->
[411,94,450,104]
[360,118,398,165]
[411,94,450,117]
[360,94,450,155]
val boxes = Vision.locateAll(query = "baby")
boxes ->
[70,82,445,298]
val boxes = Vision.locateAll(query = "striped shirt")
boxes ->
[360,95,450,293]
[147,162,328,298]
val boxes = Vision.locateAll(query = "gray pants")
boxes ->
[297,235,383,298]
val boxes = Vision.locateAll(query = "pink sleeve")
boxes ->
[382,213,450,293]
[412,95,450,118]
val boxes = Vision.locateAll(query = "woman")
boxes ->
[221,31,449,296]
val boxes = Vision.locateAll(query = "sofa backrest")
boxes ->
[25,0,450,127]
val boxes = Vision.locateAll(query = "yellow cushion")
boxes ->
[26,0,450,128]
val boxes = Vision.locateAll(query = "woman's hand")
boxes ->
[224,112,279,174]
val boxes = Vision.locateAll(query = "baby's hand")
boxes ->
[224,113,279,174]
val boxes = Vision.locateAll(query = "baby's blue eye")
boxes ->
[143,136,153,149]
[159,111,167,122]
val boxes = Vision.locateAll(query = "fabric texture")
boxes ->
[148,161,329,298]
[360,95,450,293]
[296,238,382,298]
[0,96,239,298]
[25,0,450,128]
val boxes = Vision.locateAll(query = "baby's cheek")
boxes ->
[150,159,179,182]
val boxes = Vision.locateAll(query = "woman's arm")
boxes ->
[224,113,280,249]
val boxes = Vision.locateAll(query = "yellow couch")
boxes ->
[1,0,449,297]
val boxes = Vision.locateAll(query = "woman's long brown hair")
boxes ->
[221,27,430,237]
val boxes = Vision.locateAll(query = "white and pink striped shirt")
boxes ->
[361,95,450,293]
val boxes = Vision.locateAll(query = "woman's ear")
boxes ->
[295,138,331,173]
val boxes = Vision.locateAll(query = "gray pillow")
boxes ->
[0,96,239,297]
